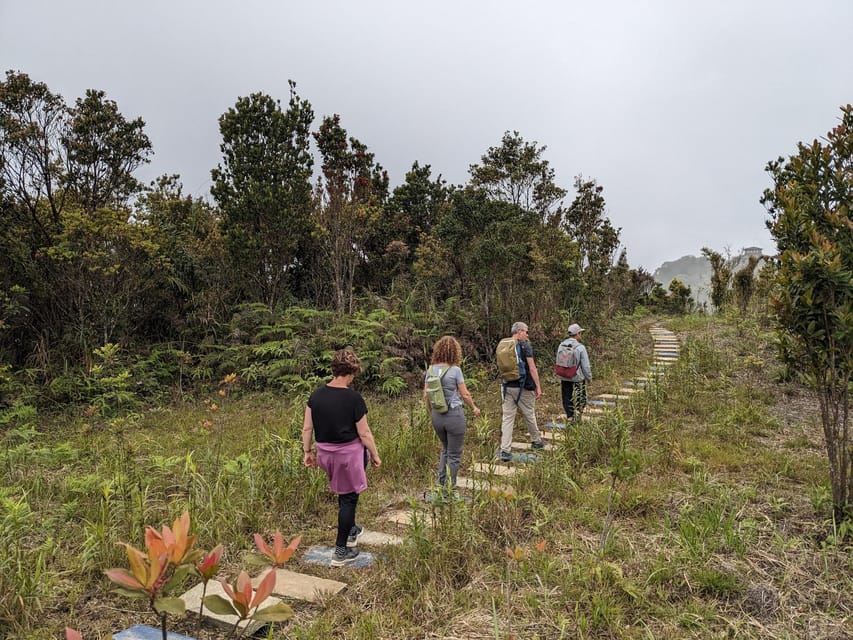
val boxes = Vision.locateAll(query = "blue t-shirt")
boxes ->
[424,364,465,409]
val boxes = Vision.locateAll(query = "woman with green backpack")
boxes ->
[423,335,480,493]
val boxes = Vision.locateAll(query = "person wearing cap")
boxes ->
[561,323,592,421]
[499,321,545,462]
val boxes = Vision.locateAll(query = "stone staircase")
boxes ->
[178,325,679,636]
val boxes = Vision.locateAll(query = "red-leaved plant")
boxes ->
[203,569,292,639]
[253,530,301,567]
[104,511,202,640]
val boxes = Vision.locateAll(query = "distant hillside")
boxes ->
[653,247,765,310]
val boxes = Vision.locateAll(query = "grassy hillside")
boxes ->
[2,313,851,639]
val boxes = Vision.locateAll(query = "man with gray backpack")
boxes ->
[555,323,592,422]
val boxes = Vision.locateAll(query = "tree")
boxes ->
[564,176,620,276]
[0,70,68,228]
[63,89,152,213]
[311,114,388,312]
[211,84,314,309]
[762,104,853,519]
[468,130,566,218]
[701,247,732,312]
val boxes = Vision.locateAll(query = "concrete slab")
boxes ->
[587,399,616,407]
[617,388,638,394]
[598,393,631,401]
[358,530,403,546]
[456,476,514,495]
[511,440,554,450]
[302,545,379,568]
[541,430,566,441]
[181,579,274,635]
[473,462,517,476]
[250,567,346,603]
[378,508,424,529]
[113,627,195,640]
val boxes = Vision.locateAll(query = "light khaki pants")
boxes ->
[500,387,541,453]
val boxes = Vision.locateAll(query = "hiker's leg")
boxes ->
[444,408,466,489]
[561,380,574,419]
[518,389,541,441]
[336,491,359,548]
[575,381,587,415]
[500,389,518,453]
[432,413,450,487]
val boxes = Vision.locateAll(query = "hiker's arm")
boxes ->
[457,381,481,417]
[356,415,382,467]
[302,407,316,467]
[580,348,592,381]
[527,357,542,398]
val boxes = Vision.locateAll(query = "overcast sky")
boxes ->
[2,1,851,270]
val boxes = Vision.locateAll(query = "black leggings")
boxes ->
[561,380,587,418]
[336,492,359,548]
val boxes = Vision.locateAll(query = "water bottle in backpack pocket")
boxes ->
[425,365,450,413]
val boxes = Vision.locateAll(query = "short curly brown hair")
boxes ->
[430,335,462,366]
[331,349,362,377]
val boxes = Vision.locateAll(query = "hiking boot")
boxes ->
[499,451,513,462]
[347,525,364,548]
[531,440,545,450]
[331,547,360,567]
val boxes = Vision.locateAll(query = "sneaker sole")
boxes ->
[331,556,358,567]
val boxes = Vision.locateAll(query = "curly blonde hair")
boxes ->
[331,349,362,377]
[430,335,462,366]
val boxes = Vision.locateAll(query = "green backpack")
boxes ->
[425,365,450,413]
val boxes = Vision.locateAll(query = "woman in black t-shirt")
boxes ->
[302,349,381,567]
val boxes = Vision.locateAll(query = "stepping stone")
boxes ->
[303,545,379,568]
[512,440,553,450]
[618,388,638,394]
[359,530,403,546]
[587,399,615,407]
[492,451,540,463]
[255,567,346,602]
[541,430,567,441]
[544,419,567,429]
[473,462,518,476]
[378,509,429,529]
[114,626,195,640]
[598,393,631,401]
[622,380,647,387]
[456,476,514,495]
[181,579,278,635]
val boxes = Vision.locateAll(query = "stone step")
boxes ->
[511,440,554,451]
[587,399,616,407]
[378,509,425,530]
[303,545,379,568]
[617,388,638,394]
[597,393,631,401]
[456,476,514,495]
[181,579,280,634]
[359,530,404,546]
[256,567,346,602]
[472,462,517,476]
[540,430,566,441]
[114,626,195,640]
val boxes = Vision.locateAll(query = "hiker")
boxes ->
[302,348,381,567]
[560,323,592,421]
[499,321,545,462]
[423,335,481,493]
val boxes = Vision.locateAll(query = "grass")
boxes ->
[2,312,852,638]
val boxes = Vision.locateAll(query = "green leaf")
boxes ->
[252,601,294,622]
[204,594,239,616]
[154,596,186,615]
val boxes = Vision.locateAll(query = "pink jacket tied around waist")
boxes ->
[316,439,367,495]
